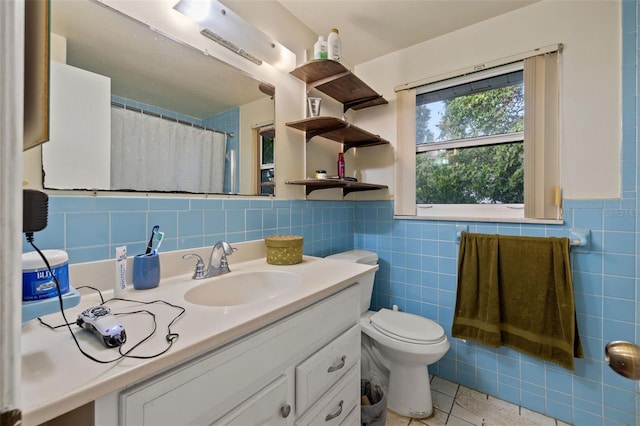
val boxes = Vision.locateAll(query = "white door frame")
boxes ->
[0,0,25,423]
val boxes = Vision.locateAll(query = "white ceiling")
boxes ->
[50,0,538,119]
[228,0,538,66]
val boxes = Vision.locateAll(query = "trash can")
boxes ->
[361,379,386,425]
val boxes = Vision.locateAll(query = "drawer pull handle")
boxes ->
[327,355,346,373]
[281,404,291,418]
[324,400,344,421]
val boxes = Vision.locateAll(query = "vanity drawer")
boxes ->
[340,405,360,426]
[295,365,359,426]
[296,324,360,414]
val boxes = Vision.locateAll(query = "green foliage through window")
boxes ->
[416,144,524,204]
[416,70,524,204]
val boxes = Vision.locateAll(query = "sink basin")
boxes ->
[184,270,302,307]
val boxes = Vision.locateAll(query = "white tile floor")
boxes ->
[384,376,572,426]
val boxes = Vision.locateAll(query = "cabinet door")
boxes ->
[213,374,291,426]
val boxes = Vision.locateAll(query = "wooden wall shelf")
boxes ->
[290,60,388,112]
[288,61,389,198]
[286,179,387,196]
[286,116,389,152]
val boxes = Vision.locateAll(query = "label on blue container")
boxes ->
[22,265,69,301]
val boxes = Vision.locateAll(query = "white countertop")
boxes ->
[21,242,375,426]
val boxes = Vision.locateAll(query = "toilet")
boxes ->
[326,249,450,418]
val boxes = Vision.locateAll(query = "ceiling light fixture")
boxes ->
[173,0,295,71]
[199,28,262,66]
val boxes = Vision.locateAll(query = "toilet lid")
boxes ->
[369,309,446,344]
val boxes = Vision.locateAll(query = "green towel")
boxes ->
[452,233,583,370]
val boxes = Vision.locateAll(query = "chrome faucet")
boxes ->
[182,254,206,279]
[183,240,236,280]
[207,240,235,277]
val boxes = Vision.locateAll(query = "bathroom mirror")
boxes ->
[45,0,275,195]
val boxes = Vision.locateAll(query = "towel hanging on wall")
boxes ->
[452,232,583,370]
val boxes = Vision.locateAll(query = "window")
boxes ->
[416,64,524,206]
[258,126,275,195]
[395,45,561,221]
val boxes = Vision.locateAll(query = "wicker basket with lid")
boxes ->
[265,235,303,265]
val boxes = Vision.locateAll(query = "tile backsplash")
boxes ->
[24,197,354,263]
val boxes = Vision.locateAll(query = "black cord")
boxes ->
[105,298,185,358]
[37,285,107,330]
[78,285,105,304]
[29,237,185,363]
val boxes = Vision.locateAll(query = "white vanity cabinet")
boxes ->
[95,284,361,425]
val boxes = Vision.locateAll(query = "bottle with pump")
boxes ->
[337,152,345,178]
[313,36,328,60]
[327,28,341,62]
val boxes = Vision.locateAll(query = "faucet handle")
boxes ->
[183,253,206,279]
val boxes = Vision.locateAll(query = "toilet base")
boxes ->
[386,362,433,418]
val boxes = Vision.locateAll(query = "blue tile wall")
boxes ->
[354,200,637,425]
[32,197,639,424]
[24,198,355,264]
[24,2,638,425]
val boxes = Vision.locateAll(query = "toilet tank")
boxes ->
[325,250,378,314]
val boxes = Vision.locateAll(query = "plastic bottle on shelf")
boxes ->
[327,28,341,62]
[337,152,345,178]
[313,36,328,60]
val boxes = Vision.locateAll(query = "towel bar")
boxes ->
[454,227,590,250]
[568,228,590,251]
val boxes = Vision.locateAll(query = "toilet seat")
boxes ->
[369,309,446,345]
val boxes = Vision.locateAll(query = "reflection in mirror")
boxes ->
[45,0,275,195]
[259,127,275,195]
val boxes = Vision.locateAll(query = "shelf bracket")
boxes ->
[304,122,349,143]
[342,183,388,196]
[343,143,357,153]
[343,95,384,113]
[306,70,351,94]
[304,182,347,196]
[343,138,384,153]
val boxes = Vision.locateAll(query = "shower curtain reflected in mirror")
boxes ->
[110,107,226,193]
